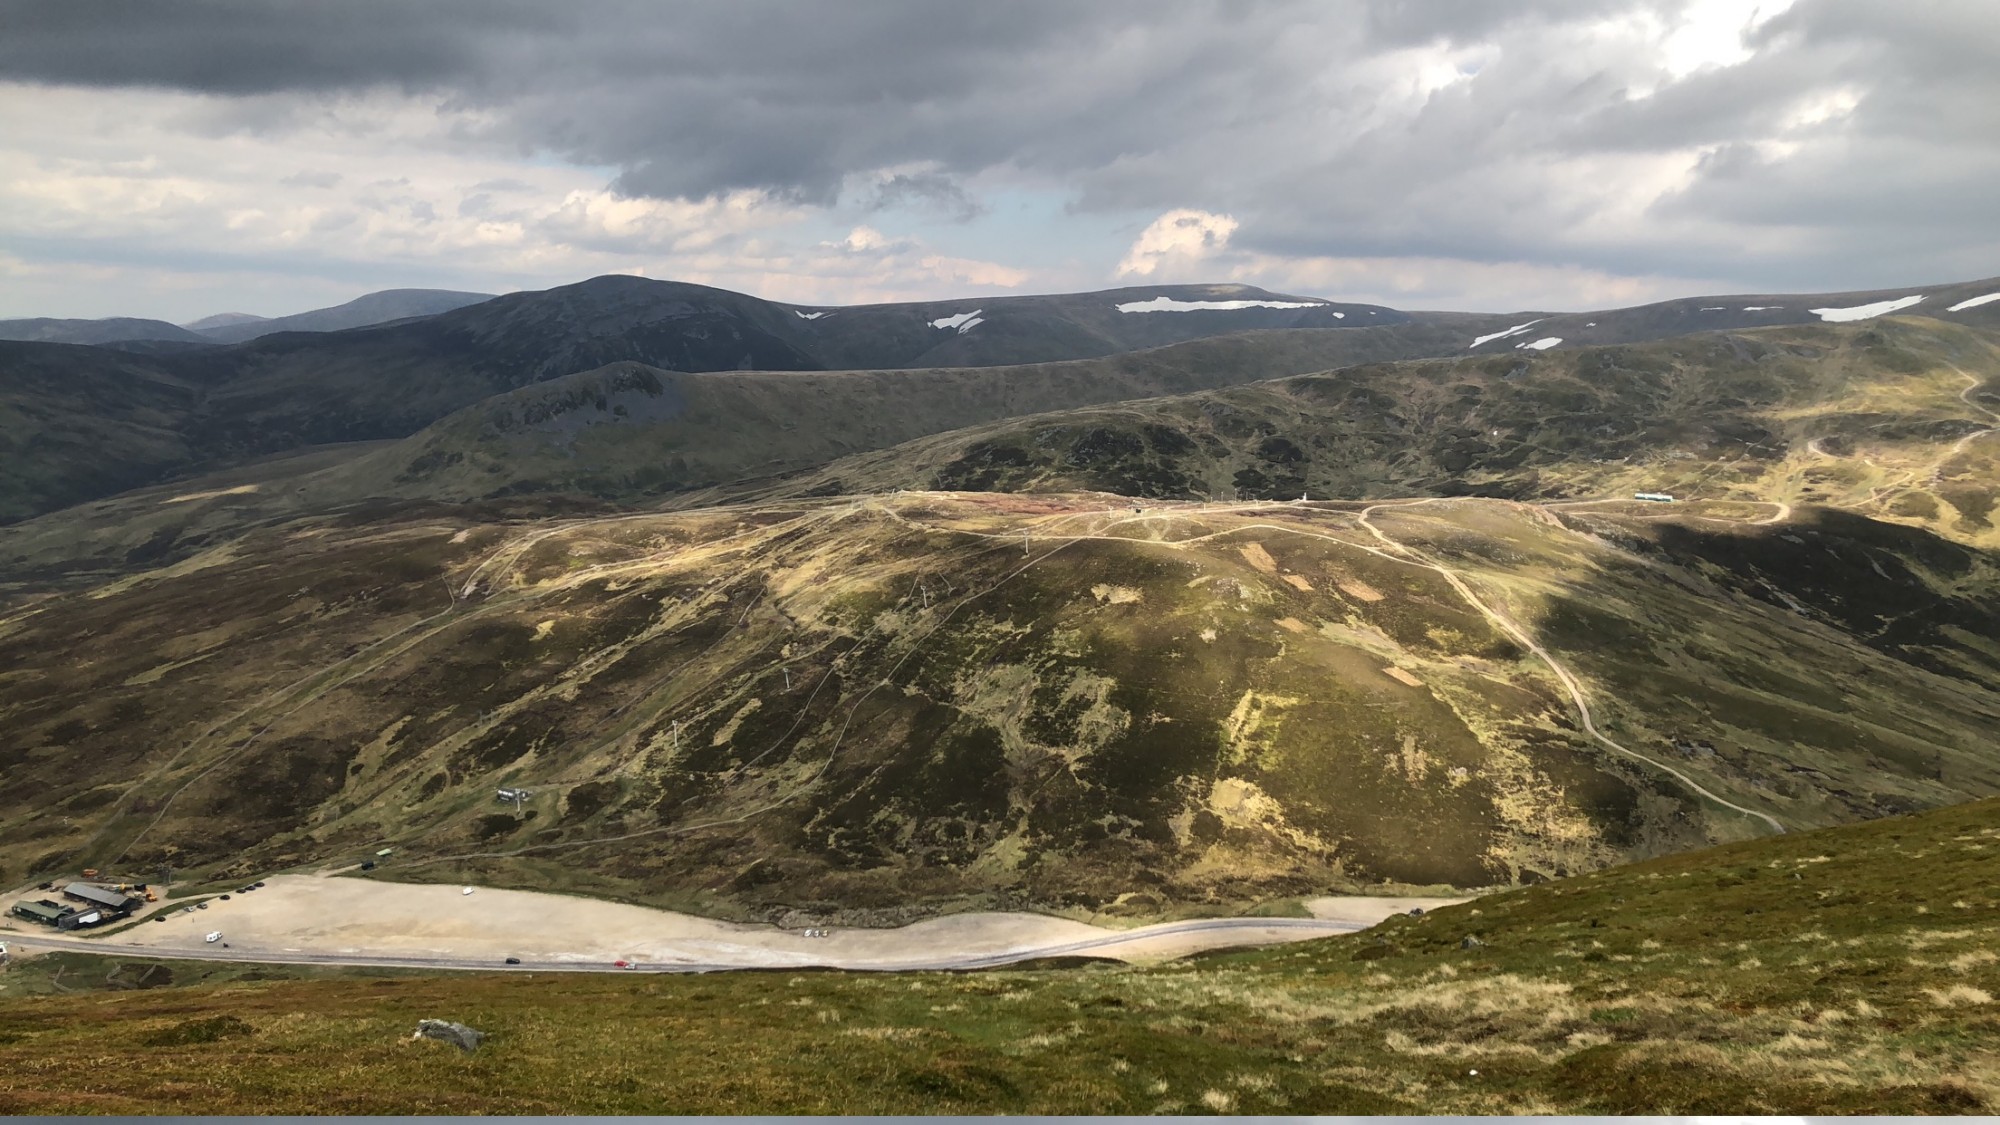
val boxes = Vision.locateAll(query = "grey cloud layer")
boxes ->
[3,0,1995,292]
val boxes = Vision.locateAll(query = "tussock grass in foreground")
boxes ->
[2,796,1998,1114]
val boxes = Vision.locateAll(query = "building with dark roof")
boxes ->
[10,899,75,926]
[62,882,140,913]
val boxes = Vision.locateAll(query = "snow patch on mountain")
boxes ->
[1114,297,1324,313]
[1743,306,1782,311]
[794,310,828,320]
[1469,319,1543,348]
[929,310,984,333]
[1809,295,1924,322]
[1516,337,1562,351]
[1947,292,2000,312]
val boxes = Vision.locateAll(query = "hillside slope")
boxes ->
[0,317,206,345]
[190,288,497,343]
[0,318,1493,575]
[0,278,1430,524]
[768,318,2000,549]
[0,791,1994,1113]
[0,342,205,524]
[6,274,1995,529]
[3,492,1995,917]
[1421,273,2000,354]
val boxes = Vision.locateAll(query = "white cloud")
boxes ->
[838,225,892,252]
[3,3,1996,318]
[1660,0,1796,78]
[1116,208,1239,278]
[0,85,1036,317]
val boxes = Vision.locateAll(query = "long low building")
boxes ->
[62,882,140,913]
[10,899,75,926]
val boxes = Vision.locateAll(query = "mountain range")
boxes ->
[0,269,1997,923]
[0,288,496,347]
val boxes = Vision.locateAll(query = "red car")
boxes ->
[613,959,629,968]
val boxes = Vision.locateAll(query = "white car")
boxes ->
[204,931,222,943]
[461,887,474,896]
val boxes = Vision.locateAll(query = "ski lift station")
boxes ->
[10,882,145,929]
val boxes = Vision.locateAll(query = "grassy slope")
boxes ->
[0,343,204,525]
[1,795,1995,1114]
[0,279,1452,529]
[291,319,1500,499]
[9,311,1994,585]
[3,493,1995,917]
[771,317,2000,549]
[0,319,1498,581]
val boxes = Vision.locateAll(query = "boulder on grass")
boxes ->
[413,1019,486,1052]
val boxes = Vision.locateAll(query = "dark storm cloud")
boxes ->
[1,0,1995,291]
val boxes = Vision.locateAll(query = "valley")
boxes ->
[10,3,2000,1110]
[6,277,1999,922]
[4,272,2000,1113]
[6,484,1998,923]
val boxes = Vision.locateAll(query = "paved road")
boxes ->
[3,916,1366,975]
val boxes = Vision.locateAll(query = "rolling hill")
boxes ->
[6,273,1994,534]
[0,316,206,346]
[0,278,1428,526]
[188,288,497,343]
[761,316,2000,547]
[1432,275,2000,356]
[0,342,205,524]
[2,273,1996,926]
[4,490,1996,919]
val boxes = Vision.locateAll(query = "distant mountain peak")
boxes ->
[181,311,268,331]
[191,287,497,343]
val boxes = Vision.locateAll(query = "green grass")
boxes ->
[2,795,1996,1113]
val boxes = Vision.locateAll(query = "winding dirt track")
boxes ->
[1352,501,1786,835]
[1938,365,2000,471]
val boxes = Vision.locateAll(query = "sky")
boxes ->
[1,0,1996,321]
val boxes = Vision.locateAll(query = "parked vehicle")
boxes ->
[504,957,521,965]
[204,931,221,943]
